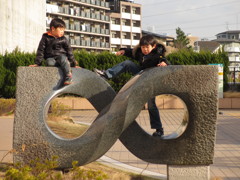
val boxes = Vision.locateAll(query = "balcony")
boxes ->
[122,25,131,32]
[132,14,141,20]
[111,24,121,31]
[46,4,59,13]
[122,39,131,45]
[132,27,141,33]
[229,56,240,62]
[111,38,121,44]
[122,12,131,19]
[47,4,110,23]
[132,40,139,46]
[225,47,240,52]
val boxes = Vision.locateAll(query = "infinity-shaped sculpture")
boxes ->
[13,66,218,169]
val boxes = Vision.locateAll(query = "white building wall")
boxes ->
[122,39,131,45]
[111,38,121,44]
[132,14,140,20]
[122,12,131,19]
[111,24,121,31]
[132,40,139,46]
[132,27,141,33]
[122,25,131,32]
[0,0,46,54]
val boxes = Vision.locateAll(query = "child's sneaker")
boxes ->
[152,129,164,137]
[93,68,109,80]
[64,74,72,85]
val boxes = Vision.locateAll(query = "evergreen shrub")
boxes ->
[167,49,229,90]
[0,48,229,98]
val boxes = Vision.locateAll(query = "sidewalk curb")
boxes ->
[98,156,167,180]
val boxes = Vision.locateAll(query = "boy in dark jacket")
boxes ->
[29,18,79,85]
[94,35,170,137]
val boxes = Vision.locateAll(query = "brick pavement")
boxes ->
[66,109,240,180]
[1,109,240,180]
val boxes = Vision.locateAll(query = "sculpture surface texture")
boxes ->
[13,66,218,168]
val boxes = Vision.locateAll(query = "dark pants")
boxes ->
[46,55,71,76]
[105,60,163,130]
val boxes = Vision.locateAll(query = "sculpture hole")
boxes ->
[46,94,98,139]
[136,94,188,139]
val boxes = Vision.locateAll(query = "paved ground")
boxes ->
[1,109,240,180]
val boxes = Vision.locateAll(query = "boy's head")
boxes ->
[139,35,159,55]
[139,35,166,56]
[49,18,66,38]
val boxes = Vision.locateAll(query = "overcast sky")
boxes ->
[133,0,240,40]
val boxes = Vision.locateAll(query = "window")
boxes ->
[111,18,116,24]
[132,8,136,14]
[222,35,226,38]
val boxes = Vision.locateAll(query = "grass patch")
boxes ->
[0,99,162,180]
[0,99,15,116]
[0,158,159,180]
[47,119,89,139]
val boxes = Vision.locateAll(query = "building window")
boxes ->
[112,32,116,38]
[132,8,136,14]
[122,19,126,26]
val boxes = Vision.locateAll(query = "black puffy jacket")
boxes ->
[121,43,170,69]
[35,32,77,66]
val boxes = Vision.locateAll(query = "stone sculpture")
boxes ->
[13,65,218,169]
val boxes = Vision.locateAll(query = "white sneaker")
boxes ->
[93,68,108,79]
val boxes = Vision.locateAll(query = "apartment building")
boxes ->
[214,30,240,84]
[46,0,111,52]
[107,0,141,52]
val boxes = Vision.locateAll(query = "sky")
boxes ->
[133,0,240,40]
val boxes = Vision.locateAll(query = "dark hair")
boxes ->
[139,35,158,46]
[50,18,66,29]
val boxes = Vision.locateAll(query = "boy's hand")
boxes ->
[157,62,167,67]
[75,66,81,68]
[29,64,39,67]
[115,50,125,56]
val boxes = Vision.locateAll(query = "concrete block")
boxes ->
[231,98,240,109]
[0,0,46,54]
[218,98,232,109]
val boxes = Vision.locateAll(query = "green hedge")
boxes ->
[0,55,6,95]
[0,48,229,98]
[167,49,229,90]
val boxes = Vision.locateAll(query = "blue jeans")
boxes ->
[105,60,140,79]
[105,60,163,130]
[46,55,71,76]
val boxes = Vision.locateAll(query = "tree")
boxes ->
[174,27,190,50]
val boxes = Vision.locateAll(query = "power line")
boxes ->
[141,0,176,6]
[154,22,238,32]
[150,11,240,29]
[143,0,240,18]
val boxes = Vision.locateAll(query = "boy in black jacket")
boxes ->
[29,18,79,85]
[94,35,170,137]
